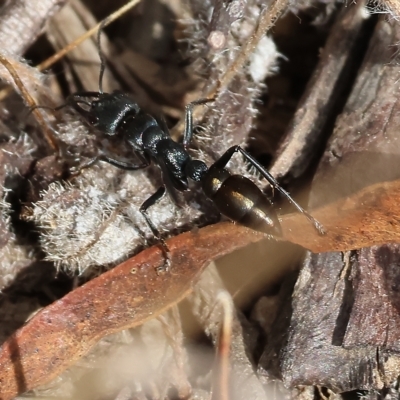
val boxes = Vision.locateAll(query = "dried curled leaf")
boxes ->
[281,179,400,252]
[3,164,400,396]
[1,171,400,398]
[0,223,263,400]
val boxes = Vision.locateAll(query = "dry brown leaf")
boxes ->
[1,171,400,398]
[281,179,400,252]
[0,223,263,400]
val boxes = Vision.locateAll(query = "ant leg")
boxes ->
[68,156,104,177]
[183,98,215,148]
[139,186,171,272]
[213,145,325,235]
[98,153,150,170]
[69,153,149,176]
[32,92,102,120]
[27,101,76,122]
[96,20,108,94]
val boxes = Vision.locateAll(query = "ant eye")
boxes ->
[88,115,99,125]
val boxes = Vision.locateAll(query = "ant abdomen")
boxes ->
[203,171,281,235]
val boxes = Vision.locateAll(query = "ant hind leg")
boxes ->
[213,145,326,235]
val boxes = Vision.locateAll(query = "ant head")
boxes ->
[68,91,140,136]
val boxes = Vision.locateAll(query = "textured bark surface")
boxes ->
[0,0,66,55]
[344,245,400,351]
[270,1,370,180]
[259,14,400,393]
[310,16,400,209]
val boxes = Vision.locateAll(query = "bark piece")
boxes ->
[267,252,381,392]
[344,244,400,351]
[274,250,400,391]
[0,0,66,55]
[310,15,400,209]
[270,0,371,179]
[261,15,400,393]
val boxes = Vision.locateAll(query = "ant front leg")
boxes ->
[214,146,326,235]
[69,153,150,176]
[183,98,215,149]
[139,186,171,272]
[98,153,150,171]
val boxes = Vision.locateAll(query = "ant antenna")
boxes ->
[26,104,66,118]
[96,21,107,94]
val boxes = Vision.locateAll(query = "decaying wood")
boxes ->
[259,14,400,392]
[261,250,400,392]
[271,252,384,392]
[310,18,400,209]
[344,244,400,351]
[270,0,370,179]
[0,223,263,400]
[0,0,66,55]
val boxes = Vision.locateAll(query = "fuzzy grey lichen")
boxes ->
[0,133,38,289]
[31,162,204,272]
[0,199,34,288]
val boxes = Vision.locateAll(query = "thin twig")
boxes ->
[37,0,142,71]
[0,0,142,103]
[0,54,59,153]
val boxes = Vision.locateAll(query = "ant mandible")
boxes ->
[62,27,324,270]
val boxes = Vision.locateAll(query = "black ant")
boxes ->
[60,27,324,270]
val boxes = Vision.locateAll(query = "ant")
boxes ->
[60,27,324,271]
